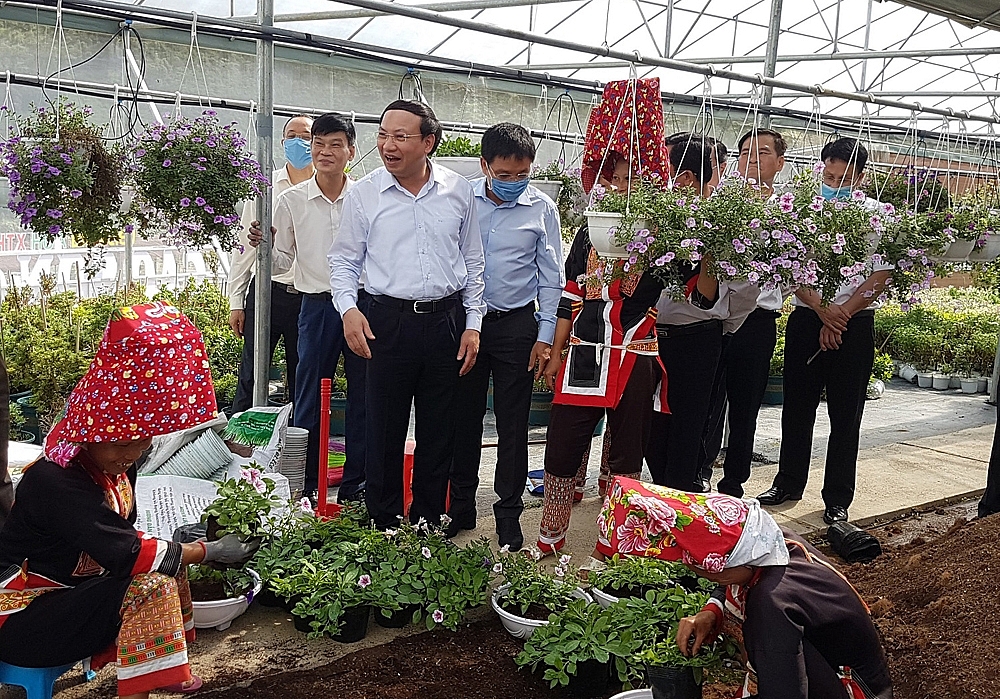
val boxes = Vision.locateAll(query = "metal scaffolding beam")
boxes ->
[248,0,575,25]
[253,0,274,407]
[760,0,784,121]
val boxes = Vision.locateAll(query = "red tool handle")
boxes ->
[318,378,331,517]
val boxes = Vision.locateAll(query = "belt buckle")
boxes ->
[413,300,431,314]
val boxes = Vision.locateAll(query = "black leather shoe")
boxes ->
[444,514,477,539]
[755,486,802,506]
[337,489,366,505]
[496,518,524,551]
[695,478,712,493]
[823,505,848,525]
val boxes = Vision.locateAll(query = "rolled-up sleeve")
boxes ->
[534,204,565,345]
[271,194,296,277]
[227,200,256,310]
[329,189,367,315]
[459,196,486,332]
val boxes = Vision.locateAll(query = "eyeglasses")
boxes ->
[377,132,424,144]
[487,165,530,183]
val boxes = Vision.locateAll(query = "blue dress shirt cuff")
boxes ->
[536,319,556,346]
[465,311,483,333]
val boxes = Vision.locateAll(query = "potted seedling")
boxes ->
[490,551,590,639]
[188,565,262,631]
[589,555,706,607]
[636,635,740,699]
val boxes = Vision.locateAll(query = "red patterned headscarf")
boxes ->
[581,78,667,194]
[596,477,788,572]
[44,302,218,467]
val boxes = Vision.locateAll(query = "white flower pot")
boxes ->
[192,569,261,632]
[433,157,483,180]
[590,585,620,609]
[916,372,934,388]
[898,364,918,383]
[610,690,653,699]
[585,211,648,259]
[949,375,962,389]
[977,377,989,393]
[969,233,1000,262]
[942,238,977,262]
[531,179,563,203]
[960,378,980,394]
[491,583,592,639]
[866,379,885,400]
[120,186,136,214]
[932,374,951,390]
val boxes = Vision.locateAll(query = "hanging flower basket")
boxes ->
[131,110,268,250]
[0,101,127,250]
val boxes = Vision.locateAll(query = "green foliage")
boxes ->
[871,352,895,382]
[636,636,741,685]
[492,549,578,616]
[188,564,255,599]
[531,161,586,230]
[201,469,283,539]
[867,168,950,214]
[590,554,702,595]
[435,135,482,157]
[8,401,26,440]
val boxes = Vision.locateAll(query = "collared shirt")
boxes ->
[329,162,487,331]
[757,287,785,312]
[228,167,295,310]
[472,178,564,345]
[272,176,354,295]
[655,277,735,327]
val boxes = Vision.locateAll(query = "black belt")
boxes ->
[484,303,534,321]
[272,281,299,295]
[656,318,722,338]
[303,291,332,302]
[371,292,461,314]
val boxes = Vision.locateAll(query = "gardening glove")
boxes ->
[202,533,260,565]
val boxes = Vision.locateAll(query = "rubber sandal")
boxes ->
[161,676,203,693]
[523,539,564,562]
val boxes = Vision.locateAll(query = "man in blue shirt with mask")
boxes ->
[445,123,564,550]
[757,138,892,526]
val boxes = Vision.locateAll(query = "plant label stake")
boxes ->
[318,377,331,517]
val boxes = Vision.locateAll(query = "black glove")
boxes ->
[202,533,260,565]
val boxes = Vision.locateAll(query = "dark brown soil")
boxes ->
[498,600,558,621]
[190,579,229,602]
[203,617,739,699]
[846,512,1000,699]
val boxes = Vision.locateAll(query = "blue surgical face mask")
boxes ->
[487,166,531,202]
[283,137,312,170]
[820,182,853,201]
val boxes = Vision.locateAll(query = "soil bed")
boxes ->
[499,601,558,621]
[846,510,1000,699]
[190,580,230,602]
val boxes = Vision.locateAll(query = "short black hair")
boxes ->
[737,128,787,157]
[711,138,728,166]
[282,114,313,138]
[311,113,356,146]
[481,123,536,164]
[665,131,692,148]
[669,135,714,186]
[821,137,868,172]
[381,99,444,155]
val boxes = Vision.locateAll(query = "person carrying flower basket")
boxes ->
[757,138,893,526]
[0,303,259,698]
[588,476,893,699]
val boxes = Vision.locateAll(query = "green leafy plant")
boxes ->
[531,161,586,230]
[201,467,283,539]
[590,554,706,597]
[187,563,255,599]
[871,352,894,383]
[636,635,741,685]
[492,549,578,618]
[8,401,27,441]
[435,135,481,157]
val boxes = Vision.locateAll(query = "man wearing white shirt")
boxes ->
[251,113,364,501]
[329,100,486,529]
[757,138,892,525]
[228,115,313,412]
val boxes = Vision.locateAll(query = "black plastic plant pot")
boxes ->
[255,586,282,608]
[292,613,315,634]
[374,604,418,629]
[566,659,610,698]
[647,664,702,699]
[329,605,371,643]
[282,594,304,614]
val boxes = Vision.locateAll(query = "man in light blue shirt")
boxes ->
[446,123,564,550]
[328,100,486,529]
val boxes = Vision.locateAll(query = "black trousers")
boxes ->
[449,305,536,523]
[980,419,1000,518]
[545,355,659,478]
[645,321,723,491]
[0,575,131,667]
[232,279,302,413]
[365,298,465,529]
[717,308,779,497]
[698,333,733,482]
[773,308,875,508]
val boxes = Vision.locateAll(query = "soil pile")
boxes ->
[847,513,1000,699]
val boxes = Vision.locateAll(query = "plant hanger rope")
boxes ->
[538,91,586,169]
[178,12,212,111]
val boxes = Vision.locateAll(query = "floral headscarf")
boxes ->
[581,78,667,194]
[44,302,218,467]
[596,477,788,572]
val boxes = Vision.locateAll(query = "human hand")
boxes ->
[816,303,850,332]
[247,221,276,248]
[542,353,563,391]
[229,309,245,338]
[819,324,843,351]
[343,308,375,359]
[457,329,480,376]
[676,611,718,658]
[202,534,260,565]
[528,341,552,380]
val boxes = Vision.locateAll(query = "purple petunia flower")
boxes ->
[180,198,191,207]
[163,159,172,167]
[195,197,206,206]
[69,189,82,199]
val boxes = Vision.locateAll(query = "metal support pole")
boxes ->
[664,0,673,58]
[859,0,874,91]
[761,0,783,127]
[253,0,274,407]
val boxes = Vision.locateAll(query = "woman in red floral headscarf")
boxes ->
[0,303,258,698]
[591,477,892,699]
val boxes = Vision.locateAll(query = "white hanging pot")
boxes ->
[969,233,1000,262]
[941,238,977,262]
[491,583,592,640]
[192,569,261,631]
[531,179,563,203]
[590,585,620,609]
[433,157,484,180]
[585,211,648,259]
[120,186,136,214]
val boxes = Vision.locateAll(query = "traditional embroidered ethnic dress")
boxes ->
[0,302,217,696]
[597,477,893,699]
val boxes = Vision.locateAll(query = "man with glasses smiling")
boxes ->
[444,123,564,550]
[329,100,486,529]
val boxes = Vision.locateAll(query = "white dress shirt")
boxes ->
[271,176,354,295]
[329,162,487,331]
[228,166,296,310]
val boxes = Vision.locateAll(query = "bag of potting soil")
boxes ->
[223,403,293,474]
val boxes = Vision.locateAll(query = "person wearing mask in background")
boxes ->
[757,138,892,525]
[329,100,486,530]
[446,123,564,550]
[708,128,789,498]
[249,113,366,505]
[228,115,313,413]
[645,136,729,493]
